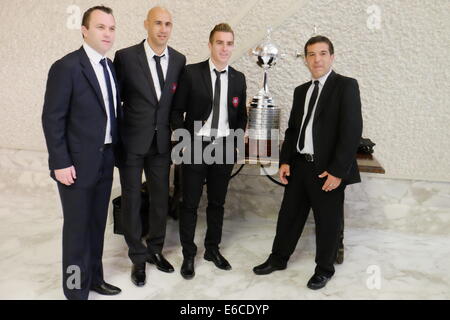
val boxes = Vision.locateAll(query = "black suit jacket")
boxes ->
[170,59,247,136]
[280,71,363,185]
[42,47,122,187]
[114,41,186,155]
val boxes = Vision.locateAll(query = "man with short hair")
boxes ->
[171,23,247,280]
[253,36,363,290]
[42,6,122,300]
[114,7,186,287]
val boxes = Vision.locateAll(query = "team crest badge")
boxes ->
[171,82,177,93]
[232,97,239,107]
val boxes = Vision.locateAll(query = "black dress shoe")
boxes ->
[204,250,232,270]
[307,274,331,290]
[90,282,121,295]
[147,253,175,273]
[253,259,286,275]
[131,263,146,287]
[180,257,195,280]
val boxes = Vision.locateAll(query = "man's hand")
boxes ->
[55,166,77,186]
[279,164,290,185]
[318,171,341,192]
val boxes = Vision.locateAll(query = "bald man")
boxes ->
[114,7,186,287]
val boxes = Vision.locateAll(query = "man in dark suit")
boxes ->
[253,36,363,290]
[42,6,122,300]
[113,7,186,286]
[171,23,247,280]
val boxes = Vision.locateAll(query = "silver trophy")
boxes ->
[248,29,280,141]
[248,29,281,158]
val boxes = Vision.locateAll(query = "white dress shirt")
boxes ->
[197,59,230,138]
[297,68,333,154]
[82,42,117,144]
[144,40,169,101]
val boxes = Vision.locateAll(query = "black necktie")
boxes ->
[99,58,117,144]
[211,69,226,138]
[153,54,165,92]
[298,80,320,152]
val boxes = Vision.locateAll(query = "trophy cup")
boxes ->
[247,29,281,160]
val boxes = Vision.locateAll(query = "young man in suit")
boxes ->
[253,36,363,290]
[42,6,122,300]
[113,7,186,286]
[171,23,247,280]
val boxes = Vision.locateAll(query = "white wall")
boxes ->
[1,0,449,181]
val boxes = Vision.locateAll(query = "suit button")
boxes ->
[99,146,104,152]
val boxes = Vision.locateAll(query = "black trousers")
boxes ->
[119,135,170,264]
[179,141,235,258]
[58,146,114,300]
[269,154,345,278]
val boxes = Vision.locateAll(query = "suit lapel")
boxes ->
[295,84,309,128]
[201,60,213,101]
[136,41,158,105]
[79,47,107,114]
[227,67,236,114]
[108,59,122,118]
[160,46,177,99]
[313,70,337,123]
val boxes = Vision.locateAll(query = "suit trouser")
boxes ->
[179,141,235,258]
[58,146,114,300]
[270,155,345,278]
[119,137,170,264]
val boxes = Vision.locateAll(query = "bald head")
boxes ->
[144,6,173,54]
[146,6,172,21]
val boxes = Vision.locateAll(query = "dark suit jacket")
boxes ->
[280,71,363,185]
[114,41,186,155]
[170,59,247,136]
[42,47,122,187]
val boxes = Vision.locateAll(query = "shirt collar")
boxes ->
[83,42,105,64]
[209,58,228,74]
[144,40,169,60]
[312,68,333,86]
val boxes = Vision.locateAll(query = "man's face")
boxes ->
[144,8,173,48]
[208,31,234,67]
[81,10,116,56]
[305,42,334,79]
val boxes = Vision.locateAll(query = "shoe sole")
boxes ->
[147,260,175,273]
[131,280,146,287]
[90,289,121,295]
[204,255,232,270]
[253,266,286,275]
[307,283,327,290]
[181,272,195,280]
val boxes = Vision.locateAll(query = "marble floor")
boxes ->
[0,148,449,300]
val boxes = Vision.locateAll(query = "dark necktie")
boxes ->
[99,58,117,144]
[211,69,226,138]
[298,80,320,152]
[153,54,165,93]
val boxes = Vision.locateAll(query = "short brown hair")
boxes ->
[209,23,234,43]
[304,35,334,56]
[82,5,114,29]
